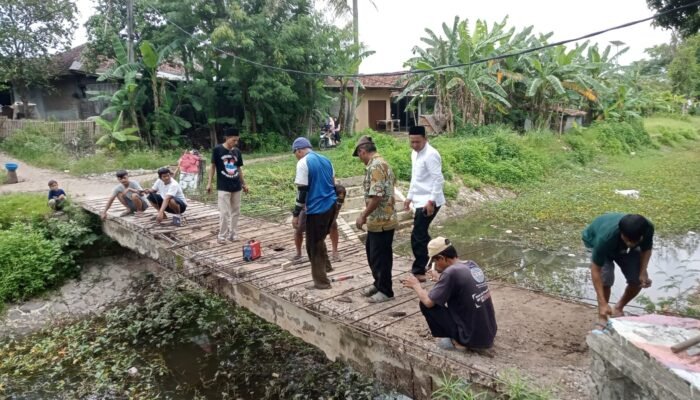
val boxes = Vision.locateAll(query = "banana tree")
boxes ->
[94,113,141,150]
[140,40,191,147]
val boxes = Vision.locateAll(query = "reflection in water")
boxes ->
[428,230,700,311]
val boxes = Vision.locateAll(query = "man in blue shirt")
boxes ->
[291,137,337,290]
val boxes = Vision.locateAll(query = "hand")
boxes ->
[424,201,435,217]
[640,271,652,288]
[355,214,367,230]
[242,184,249,194]
[427,269,439,282]
[599,303,613,321]
[402,275,421,289]
[100,211,107,221]
[206,184,212,194]
[292,216,299,230]
[403,199,412,212]
[156,212,165,223]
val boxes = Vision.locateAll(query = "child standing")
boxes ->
[47,180,67,210]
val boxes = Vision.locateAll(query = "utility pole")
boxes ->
[127,0,134,63]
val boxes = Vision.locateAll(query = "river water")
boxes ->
[406,223,700,312]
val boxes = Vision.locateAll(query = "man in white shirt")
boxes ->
[144,167,188,224]
[403,125,446,282]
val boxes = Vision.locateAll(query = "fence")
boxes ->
[0,117,105,142]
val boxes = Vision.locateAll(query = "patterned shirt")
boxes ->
[363,153,398,232]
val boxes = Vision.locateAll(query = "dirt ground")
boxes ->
[3,154,595,398]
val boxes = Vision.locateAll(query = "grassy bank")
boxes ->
[444,116,700,249]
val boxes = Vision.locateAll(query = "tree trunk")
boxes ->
[209,124,217,148]
[18,82,30,119]
[337,78,347,134]
[346,0,360,135]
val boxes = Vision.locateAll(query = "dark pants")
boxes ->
[420,302,458,340]
[366,229,395,297]
[602,248,642,287]
[411,206,441,275]
[306,205,336,287]
[147,193,187,214]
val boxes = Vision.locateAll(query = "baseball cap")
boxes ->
[352,135,373,157]
[292,137,312,152]
[425,236,452,270]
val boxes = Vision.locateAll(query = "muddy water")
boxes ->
[397,224,700,311]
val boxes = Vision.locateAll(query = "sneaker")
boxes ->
[172,215,182,227]
[291,254,305,263]
[331,253,342,262]
[367,291,392,303]
[304,283,331,290]
[217,238,228,245]
[361,286,379,297]
[437,338,467,352]
[228,234,238,242]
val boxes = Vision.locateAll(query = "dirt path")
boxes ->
[0,152,153,200]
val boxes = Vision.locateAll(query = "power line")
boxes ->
[142,0,700,79]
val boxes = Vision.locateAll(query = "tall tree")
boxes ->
[647,0,700,38]
[0,0,77,117]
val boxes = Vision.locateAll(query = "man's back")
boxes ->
[429,260,497,348]
[296,152,336,215]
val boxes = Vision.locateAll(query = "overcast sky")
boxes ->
[72,0,673,73]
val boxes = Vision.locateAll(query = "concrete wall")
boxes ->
[98,218,499,400]
[355,89,394,131]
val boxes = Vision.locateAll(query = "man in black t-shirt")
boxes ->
[403,236,497,351]
[206,127,249,244]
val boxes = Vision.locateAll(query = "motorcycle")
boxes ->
[319,125,337,150]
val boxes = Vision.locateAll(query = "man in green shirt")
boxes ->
[582,213,654,325]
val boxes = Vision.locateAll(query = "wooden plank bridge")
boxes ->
[81,196,596,399]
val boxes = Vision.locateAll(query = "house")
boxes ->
[326,74,415,132]
[2,44,186,121]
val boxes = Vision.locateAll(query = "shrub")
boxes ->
[564,133,596,164]
[592,120,652,154]
[0,223,66,302]
[239,132,290,153]
[0,195,99,304]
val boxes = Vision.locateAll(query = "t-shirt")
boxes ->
[294,152,336,215]
[362,153,398,232]
[48,189,66,200]
[582,213,654,266]
[179,153,200,174]
[152,179,187,205]
[113,181,148,204]
[429,260,498,349]
[211,144,243,192]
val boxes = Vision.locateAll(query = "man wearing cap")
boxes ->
[292,137,337,290]
[404,125,446,282]
[353,136,398,303]
[207,127,249,244]
[403,237,497,351]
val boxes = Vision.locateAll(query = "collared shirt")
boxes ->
[363,153,398,232]
[407,142,445,208]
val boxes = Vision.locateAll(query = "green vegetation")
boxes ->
[0,194,99,309]
[0,282,381,398]
[0,125,181,175]
[431,371,551,400]
[443,116,700,249]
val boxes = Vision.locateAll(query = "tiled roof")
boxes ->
[325,74,406,89]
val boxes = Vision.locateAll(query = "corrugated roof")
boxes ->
[54,44,187,79]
